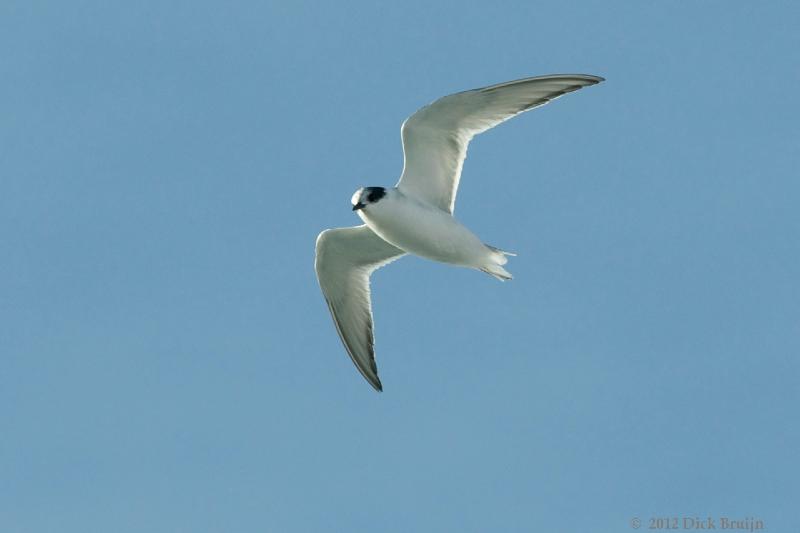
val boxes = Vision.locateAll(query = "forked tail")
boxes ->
[485,244,517,257]
[481,243,515,281]
[480,264,513,281]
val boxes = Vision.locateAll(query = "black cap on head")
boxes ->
[351,186,386,211]
[365,187,386,203]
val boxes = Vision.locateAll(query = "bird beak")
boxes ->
[352,202,365,211]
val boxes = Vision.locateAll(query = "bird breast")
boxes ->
[357,190,488,266]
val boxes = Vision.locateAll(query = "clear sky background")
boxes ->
[2,1,798,532]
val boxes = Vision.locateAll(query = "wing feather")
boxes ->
[397,74,604,213]
[314,225,405,391]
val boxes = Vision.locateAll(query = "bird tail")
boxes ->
[484,244,517,257]
[480,244,515,281]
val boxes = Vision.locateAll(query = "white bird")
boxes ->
[315,74,604,391]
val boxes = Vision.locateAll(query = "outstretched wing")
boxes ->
[315,225,405,391]
[397,74,604,213]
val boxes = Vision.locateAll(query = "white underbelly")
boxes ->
[358,195,488,266]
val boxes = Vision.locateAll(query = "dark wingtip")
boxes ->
[373,378,383,392]
[560,74,605,85]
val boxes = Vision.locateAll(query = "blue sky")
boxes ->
[2,1,798,531]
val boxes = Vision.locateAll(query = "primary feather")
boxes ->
[315,225,405,391]
[397,74,604,213]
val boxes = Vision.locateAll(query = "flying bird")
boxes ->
[315,74,604,391]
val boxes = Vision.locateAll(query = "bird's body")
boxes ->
[315,73,604,391]
[355,188,510,278]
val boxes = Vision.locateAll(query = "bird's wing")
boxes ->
[315,225,406,391]
[397,74,604,213]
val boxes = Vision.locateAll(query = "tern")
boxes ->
[315,74,604,391]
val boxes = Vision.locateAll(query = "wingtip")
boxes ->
[573,74,604,85]
[568,74,605,84]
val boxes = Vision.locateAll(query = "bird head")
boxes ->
[351,187,387,211]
